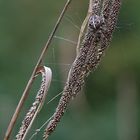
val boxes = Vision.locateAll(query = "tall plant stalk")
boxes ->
[4,1,72,140]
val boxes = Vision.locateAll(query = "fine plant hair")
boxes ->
[44,0,121,139]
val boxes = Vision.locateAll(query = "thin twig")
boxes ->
[4,1,72,140]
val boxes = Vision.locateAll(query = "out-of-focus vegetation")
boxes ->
[0,0,139,140]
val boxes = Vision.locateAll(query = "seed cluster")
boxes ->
[43,0,121,139]
[16,67,52,140]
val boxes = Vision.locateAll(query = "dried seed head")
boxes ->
[43,0,121,138]
[16,66,52,140]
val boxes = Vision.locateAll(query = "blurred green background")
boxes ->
[0,0,140,140]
